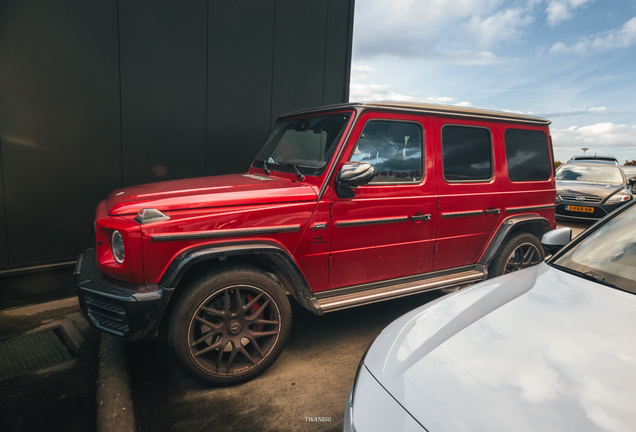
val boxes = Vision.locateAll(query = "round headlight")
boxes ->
[111,230,125,264]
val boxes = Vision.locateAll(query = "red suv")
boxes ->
[75,102,556,385]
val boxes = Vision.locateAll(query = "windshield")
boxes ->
[556,165,624,184]
[552,203,636,293]
[253,112,352,177]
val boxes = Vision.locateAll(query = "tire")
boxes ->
[488,232,545,278]
[167,263,292,386]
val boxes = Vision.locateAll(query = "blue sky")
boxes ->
[349,0,636,164]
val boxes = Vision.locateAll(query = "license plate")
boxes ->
[566,205,594,213]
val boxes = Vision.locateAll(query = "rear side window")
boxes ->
[505,129,552,182]
[442,125,492,182]
[350,120,423,184]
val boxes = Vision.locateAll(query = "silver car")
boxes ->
[345,200,636,432]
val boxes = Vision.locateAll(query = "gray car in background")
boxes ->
[555,161,632,221]
[345,200,636,432]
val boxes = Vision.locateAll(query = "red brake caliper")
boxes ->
[247,294,264,332]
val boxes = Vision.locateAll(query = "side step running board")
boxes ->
[315,268,486,313]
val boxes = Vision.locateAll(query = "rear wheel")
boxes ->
[167,263,292,386]
[489,232,544,277]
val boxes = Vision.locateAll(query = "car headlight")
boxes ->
[111,230,125,264]
[607,193,632,203]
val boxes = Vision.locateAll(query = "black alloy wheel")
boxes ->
[489,232,545,277]
[168,263,292,386]
[503,242,543,273]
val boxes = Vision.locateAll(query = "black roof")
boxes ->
[281,101,551,125]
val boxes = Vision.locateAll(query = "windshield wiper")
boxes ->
[551,265,622,289]
[262,160,270,175]
[292,164,305,182]
[274,162,306,181]
[583,271,605,283]
[581,271,621,289]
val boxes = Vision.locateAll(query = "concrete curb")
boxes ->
[96,333,137,432]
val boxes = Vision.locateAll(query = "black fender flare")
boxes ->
[158,241,324,315]
[480,215,552,268]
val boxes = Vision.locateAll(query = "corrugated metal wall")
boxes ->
[0,0,354,271]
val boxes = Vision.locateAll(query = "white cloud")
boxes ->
[550,17,636,54]
[427,96,455,103]
[546,0,594,27]
[461,8,534,50]
[542,107,608,118]
[349,83,470,106]
[351,64,375,81]
[551,122,636,147]
[353,0,534,61]
[349,83,425,102]
[441,50,507,65]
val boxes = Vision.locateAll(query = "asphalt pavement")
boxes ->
[128,291,444,432]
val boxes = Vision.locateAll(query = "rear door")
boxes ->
[433,118,503,269]
[329,112,437,287]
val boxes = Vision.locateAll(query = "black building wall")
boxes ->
[0,0,354,273]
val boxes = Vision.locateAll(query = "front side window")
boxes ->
[442,125,492,182]
[349,120,423,184]
[253,112,352,176]
[505,129,552,182]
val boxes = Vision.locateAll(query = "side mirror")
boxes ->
[541,227,572,255]
[336,162,375,198]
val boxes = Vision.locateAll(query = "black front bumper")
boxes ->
[74,248,173,341]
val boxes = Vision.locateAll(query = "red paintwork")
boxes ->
[92,106,556,297]
[95,200,145,284]
[329,112,437,287]
[141,202,315,284]
[105,174,318,216]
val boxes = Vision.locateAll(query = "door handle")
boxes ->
[484,208,501,215]
[410,214,431,222]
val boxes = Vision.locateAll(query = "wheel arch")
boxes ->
[480,215,551,268]
[159,241,324,316]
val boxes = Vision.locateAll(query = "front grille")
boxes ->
[85,294,125,315]
[89,314,130,335]
[559,194,602,203]
[85,294,129,336]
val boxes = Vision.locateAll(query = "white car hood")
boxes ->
[364,263,636,432]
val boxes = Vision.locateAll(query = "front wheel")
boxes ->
[488,232,545,277]
[167,263,292,386]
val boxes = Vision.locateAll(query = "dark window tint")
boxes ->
[442,126,492,181]
[350,120,423,183]
[505,129,552,182]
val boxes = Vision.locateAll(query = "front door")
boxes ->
[329,112,437,287]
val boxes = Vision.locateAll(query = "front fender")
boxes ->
[159,241,324,315]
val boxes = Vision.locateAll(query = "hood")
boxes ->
[365,263,636,432]
[105,174,317,216]
[556,180,625,199]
